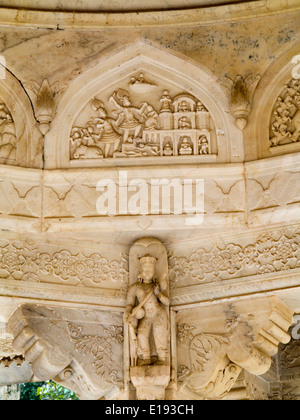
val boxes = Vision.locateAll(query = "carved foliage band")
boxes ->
[169,227,300,287]
[0,240,128,287]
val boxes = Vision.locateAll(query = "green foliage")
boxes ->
[20,382,45,400]
[36,381,79,400]
[20,381,78,400]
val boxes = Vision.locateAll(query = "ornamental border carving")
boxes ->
[0,225,300,292]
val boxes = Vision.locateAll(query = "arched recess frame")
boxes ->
[44,41,243,169]
[246,42,300,161]
[0,65,43,168]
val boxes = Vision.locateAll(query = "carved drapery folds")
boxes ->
[176,296,293,400]
[70,77,215,161]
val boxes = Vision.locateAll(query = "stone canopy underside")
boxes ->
[0,0,300,401]
[0,0,259,12]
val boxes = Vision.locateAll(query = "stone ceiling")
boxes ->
[0,0,261,12]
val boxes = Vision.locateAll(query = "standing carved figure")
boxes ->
[125,238,170,368]
[125,255,169,367]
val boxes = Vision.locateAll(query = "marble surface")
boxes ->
[0,0,259,11]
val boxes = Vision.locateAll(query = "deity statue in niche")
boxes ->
[125,253,170,367]
[198,134,210,155]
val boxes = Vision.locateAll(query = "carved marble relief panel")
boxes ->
[0,238,128,289]
[69,73,217,163]
[0,103,16,161]
[270,78,300,151]
[0,69,43,169]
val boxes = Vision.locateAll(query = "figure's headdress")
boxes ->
[139,254,157,266]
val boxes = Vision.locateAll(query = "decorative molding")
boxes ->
[0,0,298,29]
[0,355,25,368]
[169,226,300,288]
[26,79,67,135]
[0,240,129,287]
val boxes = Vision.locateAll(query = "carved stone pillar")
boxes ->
[176,296,293,399]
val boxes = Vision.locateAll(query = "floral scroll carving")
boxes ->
[0,240,128,287]
[169,227,300,287]
[68,323,124,386]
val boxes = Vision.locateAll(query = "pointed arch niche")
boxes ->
[0,66,43,168]
[245,43,300,161]
[44,42,243,169]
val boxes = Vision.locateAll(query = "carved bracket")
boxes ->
[26,79,66,135]
[221,74,260,130]
[7,304,124,400]
[177,296,293,399]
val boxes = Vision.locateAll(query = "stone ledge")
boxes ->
[0,0,299,29]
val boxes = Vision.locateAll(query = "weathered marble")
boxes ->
[0,0,299,400]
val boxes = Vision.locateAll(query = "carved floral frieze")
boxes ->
[1,226,300,290]
[169,227,300,287]
[0,240,128,287]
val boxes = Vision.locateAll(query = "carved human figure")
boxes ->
[0,104,16,159]
[109,89,148,143]
[159,90,172,113]
[198,135,209,155]
[125,254,170,367]
[90,99,121,157]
